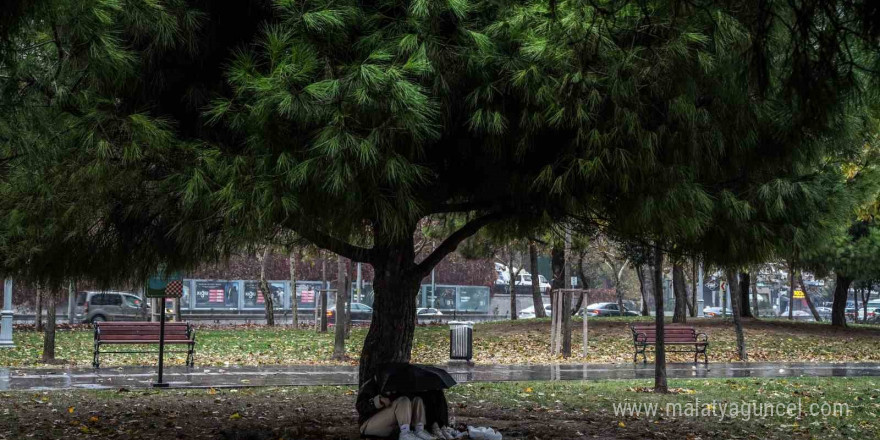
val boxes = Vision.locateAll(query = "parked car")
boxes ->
[327,302,373,324]
[416,308,443,318]
[519,304,552,319]
[75,291,146,323]
[583,302,639,317]
[703,306,732,317]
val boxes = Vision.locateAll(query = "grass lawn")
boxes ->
[3,317,880,368]
[1,377,877,439]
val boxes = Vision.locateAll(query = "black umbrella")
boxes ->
[377,363,457,394]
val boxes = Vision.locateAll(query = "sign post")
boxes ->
[146,272,183,388]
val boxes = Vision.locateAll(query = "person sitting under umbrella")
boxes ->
[356,363,459,440]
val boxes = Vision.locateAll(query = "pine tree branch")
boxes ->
[283,220,374,263]
[412,211,507,278]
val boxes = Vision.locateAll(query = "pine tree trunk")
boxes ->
[637,265,650,316]
[529,242,546,318]
[689,259,697,317]
[334,254,347,359]
[561,289,571,357]
[788,263,795,320]
[320,258,328,332]
[738,272,753,318]
[831,274,851,327]
[259,246,275,327]
[652,246,667,393]
[574,254,588,314]
[35,287,43,332]
[509,251,518,320]
[614,261,625,319]
[672,264,687,323]
[67,281,75,324]
[726,270,747,361]
[751,272,759,318]
[42,290,56,362]
[798,272,821,322]
[344,262,352,338]
[358,238,420,385]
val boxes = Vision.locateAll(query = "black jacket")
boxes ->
[356,378,383,426]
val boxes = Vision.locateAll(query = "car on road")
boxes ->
[416,308,443,319]
[75,291,147,323]
[583,302,639,317]
[327,302,373,324]
[518,304,552,319]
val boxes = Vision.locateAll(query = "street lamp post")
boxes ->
[0,278,15,348]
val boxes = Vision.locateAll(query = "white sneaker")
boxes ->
[414,428,437,440]
[399,431,421,440]
[467,426,502,440]
[441,427,464,439]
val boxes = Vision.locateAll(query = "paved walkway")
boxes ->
[3,362,880,391]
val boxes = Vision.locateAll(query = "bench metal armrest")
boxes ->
[695,333,709,343]
[188,324,196,343]
[633,332,648,344]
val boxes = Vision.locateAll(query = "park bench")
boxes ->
[630,323,708,364]
[93,321,196,368]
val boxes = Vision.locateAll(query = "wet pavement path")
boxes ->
[3,362,880,391]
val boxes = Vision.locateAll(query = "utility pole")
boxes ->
[0,278,14,348]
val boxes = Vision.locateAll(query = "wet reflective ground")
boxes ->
[2,362,879,391]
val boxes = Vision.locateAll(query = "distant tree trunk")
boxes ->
[798,272,821,322]
[35,287,43,332]
[508,247,520,320]
[67,281,75,324]
[334,254,348,359]
[551,244,564,316]
[689,259,697,317]
[831,274,851,327]
[289,249,299,327]
[652,246,667,393]
[561,232,571,358]
[738,272,753,318]
[861,287,871,324]
[853,287,861,323]
[637,265,650,316]
[258,246,275,326]
[726,269,747,360]
[529,241,546,318]
[672,263,687,323]
[574,252,589,314]
[345,262,352,337]
[42,289,56,362]
[751,271,759,318]
[319,256,328,332]
[788,263,795,320]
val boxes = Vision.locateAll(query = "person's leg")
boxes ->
[360,407,398,438]
[360,396,414,438]
[411,396,427,431]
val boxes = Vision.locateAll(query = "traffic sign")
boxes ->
[793,290,805,299]
[146,271,184,298]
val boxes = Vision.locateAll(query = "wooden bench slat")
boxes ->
[100,340,194,345]
[100,335,191,341]
[629,323,708,364]
[93,322,196,368]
